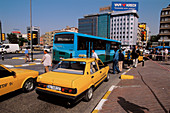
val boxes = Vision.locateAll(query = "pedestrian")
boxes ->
[156,49,160,61]
[25,47,30,63]
[165,48,168,62]
[41,50,52,73]
[118,50,124,72]
[131,45,139,68]
[161,48,164,61]
[122,49,126,68]
[112,47,120,74]
[92,50,98,59]
[127,50,131,68]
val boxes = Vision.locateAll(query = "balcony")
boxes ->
[159,33,170,36]
[161,14,170,17]
[160,21,170,23]
[160,27,170,30]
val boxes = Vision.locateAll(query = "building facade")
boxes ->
[78,16,98,36]
[42,26,78,46]
[110,10,139,45]
[78,10,139,46]
[158,4,170,46]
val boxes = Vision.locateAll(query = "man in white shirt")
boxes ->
[41,50,52,73]
[92,50,98,59]
[165,48,168,62]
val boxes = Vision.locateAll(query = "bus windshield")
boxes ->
[54,34,74,44]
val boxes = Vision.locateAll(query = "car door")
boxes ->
[0,65,17,96]
[97,60,107,79]
[90,61,101,87]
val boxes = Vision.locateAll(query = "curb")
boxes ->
[4,62,42,68]
[92,67,133,113]
[12,57,42,61]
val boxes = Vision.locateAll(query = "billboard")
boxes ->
[112,2,138,11]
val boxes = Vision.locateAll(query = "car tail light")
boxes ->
[37,83,47,88]
[61,87,77,94]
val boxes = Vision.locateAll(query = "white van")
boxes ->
[1,44,20,53]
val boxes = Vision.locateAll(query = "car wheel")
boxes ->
[83,87,93,102]
[105,73,110,82]
[22,79,35,92]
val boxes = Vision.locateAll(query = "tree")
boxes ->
[7,33,19,44]
[19,37,28,46]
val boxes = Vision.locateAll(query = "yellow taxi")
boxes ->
[0,64,39,96]
[36,58,109,104]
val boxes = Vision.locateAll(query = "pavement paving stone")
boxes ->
[99,60,170,113]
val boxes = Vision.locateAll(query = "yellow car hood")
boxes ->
[11,68,37,73]
[37,71,82,88]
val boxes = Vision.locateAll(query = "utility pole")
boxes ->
[30,0,33,62]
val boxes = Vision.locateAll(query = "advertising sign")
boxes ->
[112,2,138,11]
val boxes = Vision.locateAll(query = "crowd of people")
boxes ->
[92,45,141,74]
[150,48,169,62]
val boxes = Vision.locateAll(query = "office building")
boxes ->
[158,4,170,46]
[110,10,139,45]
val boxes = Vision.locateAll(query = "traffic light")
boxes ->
[28,33,31,40]
[33,34,37,39]
[2,33,5,41]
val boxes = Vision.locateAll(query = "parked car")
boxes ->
[0,44,20,53]
[0,64,39,96]
[36,58,110,105]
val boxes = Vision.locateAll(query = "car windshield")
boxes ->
[52,61,86,75]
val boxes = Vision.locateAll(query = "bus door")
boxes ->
[86,41,93,58]
[106,43,110,61]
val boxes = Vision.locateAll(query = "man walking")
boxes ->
[41,50,52,73]
[92,50,98,59]
[25,47,30,63]
[112,48,120,74]
[132,45,139,68]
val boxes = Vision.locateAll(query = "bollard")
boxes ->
[1,51,4,61]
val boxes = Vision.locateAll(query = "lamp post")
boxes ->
[30,0,33,62]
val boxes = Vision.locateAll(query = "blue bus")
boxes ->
[52,32,121,63]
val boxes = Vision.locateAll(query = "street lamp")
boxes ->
[30,0,33,62]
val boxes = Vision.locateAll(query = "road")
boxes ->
[0,52,121,113]
[0,51,44,60]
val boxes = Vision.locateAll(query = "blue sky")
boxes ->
[0,0,169,36]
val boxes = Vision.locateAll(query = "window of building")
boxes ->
[131,27,133,29]
[131,18,133,20]
[123,36,125,38]
[131,32,132,34]
[130,36,132,38]
[131,23,133,25]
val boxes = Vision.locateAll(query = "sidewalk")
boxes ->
[100,60,170,113]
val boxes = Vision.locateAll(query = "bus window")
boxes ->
[110,42,119,50]
[54,34,74,44]
[78,36,88,50]
[93,39,106,50]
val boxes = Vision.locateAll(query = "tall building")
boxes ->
[158,4,170,46]
[78,10,139,46]
[110,10,139,45]
[78,15,98,36]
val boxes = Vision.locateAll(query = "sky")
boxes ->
[0,0,169,36]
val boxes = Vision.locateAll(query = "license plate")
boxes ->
[47,85,61,91]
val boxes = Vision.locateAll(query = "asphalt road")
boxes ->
[0,53,121,113]
[0,51,44,59]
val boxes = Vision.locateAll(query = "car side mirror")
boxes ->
[11,71,16,76]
